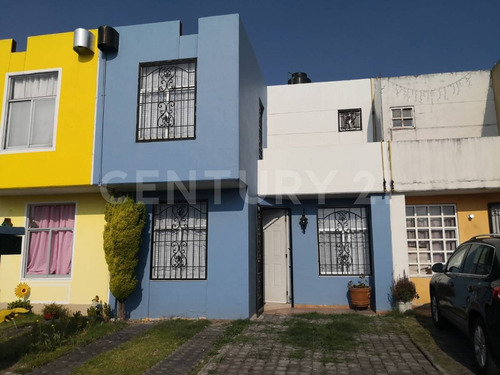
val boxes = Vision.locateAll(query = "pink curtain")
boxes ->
[26,204,75,275]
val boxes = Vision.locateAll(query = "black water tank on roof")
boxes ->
[288,72,311,84]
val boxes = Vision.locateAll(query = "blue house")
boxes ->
[93,14,266,319]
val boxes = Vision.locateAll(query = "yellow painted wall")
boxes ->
[0,31,98,189]
[0,193,108,306]
[407,192,500,304]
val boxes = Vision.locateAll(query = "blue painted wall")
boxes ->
[259,196,393,311]
[369,194,394,311]
[111,189,252,319]
[94,15,244,185]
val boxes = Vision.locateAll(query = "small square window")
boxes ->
[338,109,362,132]
[2,71,59,150]
[391,106,414,128]
[137,59,196,141]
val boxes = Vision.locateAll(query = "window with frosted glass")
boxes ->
[406,205,458,276]
[137,60,196,141]
[3,72,58,149]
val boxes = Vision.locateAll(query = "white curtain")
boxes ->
[138,62,195,141]
[7,72,57,148]
[152,202,207,279]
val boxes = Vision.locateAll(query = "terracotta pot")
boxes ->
[349,287,371,309]
[44,313,56,320]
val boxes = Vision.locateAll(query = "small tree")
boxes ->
[103,196,145,320]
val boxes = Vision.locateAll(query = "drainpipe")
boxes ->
[380,142,387,193]
[388,140,394,192]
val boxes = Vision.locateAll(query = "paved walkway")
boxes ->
[198,315,441,375]
[144,322,226,375]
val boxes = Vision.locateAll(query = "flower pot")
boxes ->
[397,301,413,314]
[44,313,56,320]
[349,287,371,310]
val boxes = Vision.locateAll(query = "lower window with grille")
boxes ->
[151,201,207,280]
[317,207,371,276]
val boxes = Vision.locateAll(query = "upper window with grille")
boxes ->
[2,71,59,150]
[137,59,196,141]
[338,109,362,132]
[317,207,371,276]
[391,106,414,128]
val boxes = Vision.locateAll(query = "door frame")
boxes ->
[257,205,294,312]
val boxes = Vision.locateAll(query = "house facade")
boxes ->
[374,70,500,303]
[0,30,109,311]
[93,15,266,319]
[258,78,393,311]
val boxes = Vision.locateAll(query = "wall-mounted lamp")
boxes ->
[299,209,308,233]
[468,214,475,221]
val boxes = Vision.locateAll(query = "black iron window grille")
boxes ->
[317,207,371,275]
[258,99,264,160]
[137,59,196,141]
[151,201,207,280]
[338,108,362,132]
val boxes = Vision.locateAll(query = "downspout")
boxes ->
[98,51,107,187]
[388,140,395,192]
[380,142,387,193]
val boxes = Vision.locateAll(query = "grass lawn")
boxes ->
[71,319,210,375]
[0,313,126,374]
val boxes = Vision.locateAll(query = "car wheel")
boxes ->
[472,318,500,374]
[431,294,446,328]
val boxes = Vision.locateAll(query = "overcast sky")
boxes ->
[1,0,499,85]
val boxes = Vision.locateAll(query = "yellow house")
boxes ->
[0,31,108,312]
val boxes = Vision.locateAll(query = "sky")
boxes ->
[1,0,500,86]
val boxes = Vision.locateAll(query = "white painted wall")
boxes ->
[379,70,498,141]
[390,194,409,279]
[267,79,374,148]
[259,79,384,197]
[258,143,384,197]
[390,137,500,192]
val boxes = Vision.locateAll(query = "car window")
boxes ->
[475,246,494,276]
[446,244,469,273]
[463,245,483,274]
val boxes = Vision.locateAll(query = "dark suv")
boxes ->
[430,234,500,374]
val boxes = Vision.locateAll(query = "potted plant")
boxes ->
[348,275,371,310]
[42,303,68,320]
[393,271,419,313]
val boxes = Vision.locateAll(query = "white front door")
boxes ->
[263,209,288,303]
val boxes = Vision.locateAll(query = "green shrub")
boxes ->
[393,272,418,303]
[103,196,145,320]
[42,303,70,319]
[8,299,33,311]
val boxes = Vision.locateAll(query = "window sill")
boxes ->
[0,147,56,155]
